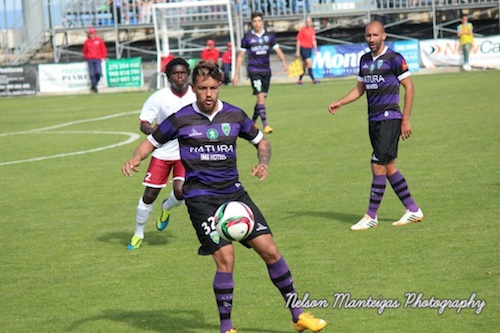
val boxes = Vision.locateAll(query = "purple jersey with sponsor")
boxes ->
[358,47,411,122]
[240,29,278,73]
[149,101,261,199]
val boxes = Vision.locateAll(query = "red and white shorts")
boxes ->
[142,157,185,188]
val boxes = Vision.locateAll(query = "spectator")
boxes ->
[234,0,244,15]
[140,0,154,24]
[221,42,232,85]
[291,0,310,13]
[109,0,129,24]
[82,27,107,93]
[125,0,138,23]
[200,39,220,65]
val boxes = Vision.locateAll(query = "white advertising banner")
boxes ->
[420,36,500,69]
[38,62,108,93]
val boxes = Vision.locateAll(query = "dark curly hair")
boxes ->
[164,58,191,79]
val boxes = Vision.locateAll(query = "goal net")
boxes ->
[152,0,242,88]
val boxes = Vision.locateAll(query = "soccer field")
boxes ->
[1,70,499,332]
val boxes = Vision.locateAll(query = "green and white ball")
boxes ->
[214,201,255,242]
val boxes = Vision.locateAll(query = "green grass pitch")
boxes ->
[0,70,499,332]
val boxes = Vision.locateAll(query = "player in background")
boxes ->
[126,58,196,250]
[328,20,423,231]
[296,17,319,85]
[233,12,288,134]
[122,61,327,333]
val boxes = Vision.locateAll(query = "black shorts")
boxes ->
[300,47,313,61]
[185,191,272,256]
[248,72,271,95]
[369,119,401,165]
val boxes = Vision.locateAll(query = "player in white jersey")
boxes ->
[127,58,196,250]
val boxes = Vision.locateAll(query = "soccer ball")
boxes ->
[214,201,255,242]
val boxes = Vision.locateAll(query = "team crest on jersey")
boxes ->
[207,128,219,141]
[221,123,231,136]
[210,230,220,244]
[377,60,384,69]
[369,63,375,73]
[264,36,269,43]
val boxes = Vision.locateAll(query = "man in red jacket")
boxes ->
[221,42,232,85]
[82,27,107,93]
[200,39,220,65]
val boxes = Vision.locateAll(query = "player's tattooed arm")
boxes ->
[257,137,271,167]
[252,138,271,180]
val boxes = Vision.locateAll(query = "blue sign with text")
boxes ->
[313,40,420,79]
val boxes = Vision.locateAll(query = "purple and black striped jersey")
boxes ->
[358,47,411,121]
[149,101,263,199]
[240,29,278,73]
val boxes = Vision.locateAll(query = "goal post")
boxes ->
[152,0,242,88]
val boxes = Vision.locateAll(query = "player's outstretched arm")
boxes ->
[122,140,155,176]
[328,81,365,115]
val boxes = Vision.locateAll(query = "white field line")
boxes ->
[0,111,141,167]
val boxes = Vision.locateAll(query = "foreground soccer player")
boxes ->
[328,20,423,231]
[123,61,327,333]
